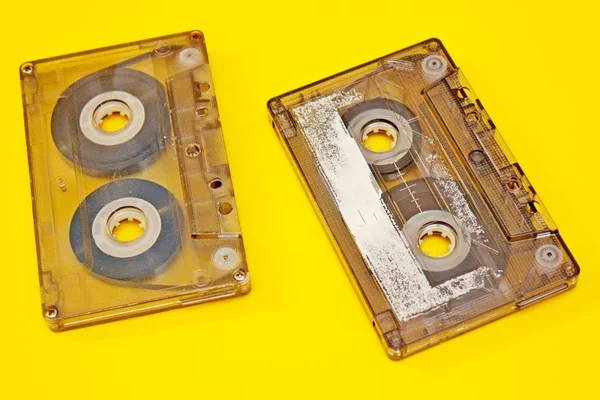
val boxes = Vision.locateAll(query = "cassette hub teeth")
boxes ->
[70,179,182,281]
[417,222,457,258]
[361,120,398,152]
[51,70,169,176]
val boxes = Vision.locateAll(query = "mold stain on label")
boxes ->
[293,91,490,320]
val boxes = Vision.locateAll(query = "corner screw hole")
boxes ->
[22,63,34,75]
[45,306,59,319]
[233,269,247,282]
[427,42,440,52]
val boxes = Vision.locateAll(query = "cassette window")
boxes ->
[21,31,250,331]
[268,39,579,359]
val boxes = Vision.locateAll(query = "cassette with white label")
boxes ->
[268,39,579,359]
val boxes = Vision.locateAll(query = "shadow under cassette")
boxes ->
[21,31,250,331]
[268,39,579,359]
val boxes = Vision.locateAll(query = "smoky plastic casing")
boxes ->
[268,39,579,359]
[21,31,250,331]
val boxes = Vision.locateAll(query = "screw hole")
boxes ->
[21,63,34,75]
[209,179,223,189]
[45,306,59,319]
[185,143,201,157]
[190,31,203,41]
[427,42,440,52]
[233,269,247,282]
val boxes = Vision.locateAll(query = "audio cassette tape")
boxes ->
[21,31,250,331]
[268,39,579,359]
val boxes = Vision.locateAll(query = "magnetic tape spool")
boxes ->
[389,178,500,285]
[69,179,183,281]
[342,98,422,179]
[51,68,170,176]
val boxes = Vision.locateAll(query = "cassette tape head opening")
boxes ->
[269,38,579,359]
[21,31,250,330]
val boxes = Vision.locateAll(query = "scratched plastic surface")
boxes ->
[21,31,250,331]
[268,38,579,359]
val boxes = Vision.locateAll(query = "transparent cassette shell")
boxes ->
[21,31,250,331]
[268,39,579,359]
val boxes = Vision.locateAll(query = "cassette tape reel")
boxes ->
[269,39,579,359]
[21,31,250,331]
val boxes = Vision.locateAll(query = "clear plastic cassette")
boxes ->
[21,31,250,331]
[268,39,579,359]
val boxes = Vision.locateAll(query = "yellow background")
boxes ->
[2,1,598,398]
